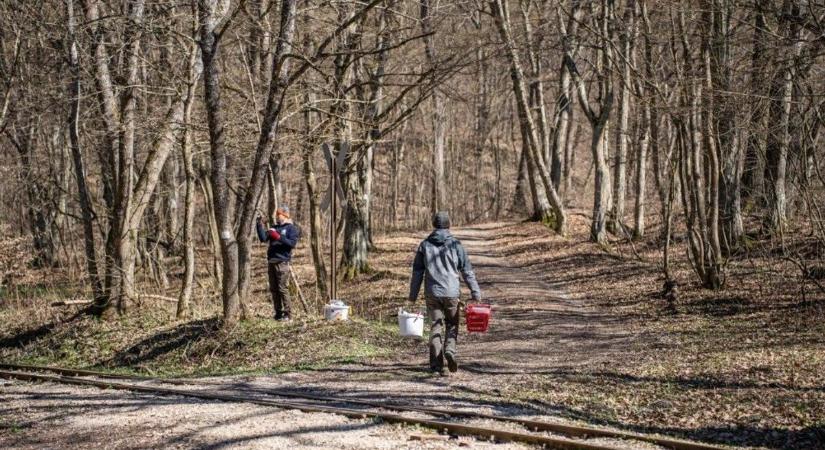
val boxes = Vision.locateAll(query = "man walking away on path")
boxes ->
[257,206,301,321]
[409,211,482,375]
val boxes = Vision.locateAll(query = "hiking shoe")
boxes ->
[445,352,458,373]
[277,314,292,322]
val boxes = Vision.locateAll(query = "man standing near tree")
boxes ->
[409,211,482,375]
[257,206,301,321]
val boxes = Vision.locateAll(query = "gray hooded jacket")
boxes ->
[409,229,482,300]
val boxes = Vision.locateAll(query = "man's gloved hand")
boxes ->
[267,229,281,241]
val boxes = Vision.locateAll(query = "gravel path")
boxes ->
[0,224,650,450]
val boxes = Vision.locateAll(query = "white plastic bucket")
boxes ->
[398,309,424,338]
[324,300,349,321]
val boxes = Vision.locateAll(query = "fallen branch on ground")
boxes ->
[50,299,93,307]
[139,294,179,304]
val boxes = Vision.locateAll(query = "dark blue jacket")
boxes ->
[256,221,300,262]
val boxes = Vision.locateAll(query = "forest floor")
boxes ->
[1,214,824,449]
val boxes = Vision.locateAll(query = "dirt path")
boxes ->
[0,224,650,450]
[452,225,636,371]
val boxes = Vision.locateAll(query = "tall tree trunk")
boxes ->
[303,139,327,296]
[565,0,614,243]
[490,0,566,234]
[177,136,196,319]
[199,173,223,292]
[633,96,650,239]
[364,138,375,248]
[675,5,724,290]
[563,99,578,199]
[391,123,407,226]
[633,0,649,239]
[519,0,551,170]
[82,0,121,313]
[611,0,635,234]
[177,20,201,320]
[612,75,629,234]
[162,155,180,251]
[554,61,574,192]
[421,0,447,214]
[67,0,105,308]
[591,121,612,244]
[522,131,554,223]
[513,146,530,214]
[701,19,723,288]
[342,150,370,279]
[199,0,241,325]
[473,45,491,215]
[54,128,73,265]
[764,70,793,233]
[113,0,146,312]
[708,0,743,248]
[555,0,586,195]
[639,0,664,231]
[742,2,767,200]
[764,1,803,233]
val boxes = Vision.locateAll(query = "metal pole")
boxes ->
[330,156,337,302]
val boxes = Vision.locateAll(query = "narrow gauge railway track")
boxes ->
[0,363,726,450]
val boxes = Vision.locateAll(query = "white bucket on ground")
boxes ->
[398,309,424,338]
[324,300,349,321]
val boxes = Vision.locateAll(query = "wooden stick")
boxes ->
[139,294,179,303]
[289,265,311,314]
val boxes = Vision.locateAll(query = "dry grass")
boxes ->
[480,212,825,448]
[0,225,425,376]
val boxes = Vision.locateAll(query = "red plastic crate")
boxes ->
[465,303,491,333]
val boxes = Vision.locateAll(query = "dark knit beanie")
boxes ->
[433,211,450,229]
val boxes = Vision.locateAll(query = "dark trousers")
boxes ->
[426,296,459,371]
[268,261,291,317]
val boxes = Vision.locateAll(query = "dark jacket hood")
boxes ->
[426,229,454,246]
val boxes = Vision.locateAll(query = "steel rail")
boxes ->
[262,389,726,450]
[0,368,621,450]
[0,363,728,450]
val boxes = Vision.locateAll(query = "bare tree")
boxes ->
[490,0,567,234]
[764,0,804,233]
[421,0,447,214]
[199,0,242,324]
[177,9,202,320]
[611,0,635,235]
[66,0,105,306]
[565,0,615,244]
[742,1,768,201]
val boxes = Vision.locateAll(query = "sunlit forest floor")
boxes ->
[1,213,824,449]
